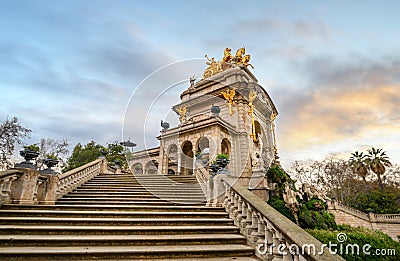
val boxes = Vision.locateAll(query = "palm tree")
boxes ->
[366,148,392,190]
[349,151,369,183]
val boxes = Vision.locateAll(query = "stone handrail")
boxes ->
[0,158,107,205]
[0,170,24,204]
[329,200,400,223]
[223,178,344,261]
[194,160,210,194]
[56,159,104,199]
[330,201,370,220]
[373,214,400,222]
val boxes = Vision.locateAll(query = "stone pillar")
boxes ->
[37,174,59,205]
[10,168,40,205]
[192,148,197,175]
[158,142,166,175]
[177,149,182,175]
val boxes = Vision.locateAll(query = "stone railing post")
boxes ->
[0,175,19,204]
[37,174,59,205]
[100,157,108,174]
[10,167,40,205]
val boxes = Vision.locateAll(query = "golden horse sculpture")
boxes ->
[235,47,246,63]
[221,88,236,115]
[202,47,254,79]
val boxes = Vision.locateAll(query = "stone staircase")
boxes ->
[0,173,257,260]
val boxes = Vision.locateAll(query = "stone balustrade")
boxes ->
[194,161,211,194]
[328,200,400,240]
[0,158,106,205]
[56,159,104,199]
[0,170,24,204]
[222,178,344,261]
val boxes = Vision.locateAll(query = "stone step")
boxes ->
[0,204,221,212]
[0,244,255,260]
[55,201,206,206]
[0,225,240,235]
[0,217,233,226]
[0,209,228,219]
[0,233,245,247]
[63,194,206,198]
[71,190,204,194]
[78,185,202,190]
[58,197,206,202]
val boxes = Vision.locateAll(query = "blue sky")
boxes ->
[1,1,400,166]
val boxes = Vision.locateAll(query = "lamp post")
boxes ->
[120,139,137,152]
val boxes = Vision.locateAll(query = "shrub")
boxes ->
[24,144,40,152]
[45,153,58,160]
[307,225,400,260]
[267,196,296,223]
[216,153,229,160]
[347,189,400,214]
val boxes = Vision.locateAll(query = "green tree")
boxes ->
[349,151,369,183]
[63,141,128,172]
[366,148,392,191]
[105,142,127,170]
[63,141,106,172]
[0,117,31,170]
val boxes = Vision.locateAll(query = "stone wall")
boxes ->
[328,201,400,241]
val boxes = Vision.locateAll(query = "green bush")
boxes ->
[348,189,400,214]
[45,153,58,160]
[267,197,296,223]
[307,225,400,260]
[297,204,336,230]
[24,144,40,152]
[267,166,288,184]
[216,153,229,160]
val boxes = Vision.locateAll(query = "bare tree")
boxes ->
[37,138,69,169]
[288,157,355,203]
[0,117,31,170]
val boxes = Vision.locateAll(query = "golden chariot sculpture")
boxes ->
[202,47,254,79]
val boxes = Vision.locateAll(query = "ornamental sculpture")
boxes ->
[221,88,236,115]
[248,90,258,143]
[203,47,254,79]
[177,105,189,124]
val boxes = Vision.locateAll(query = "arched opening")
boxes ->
[254,121,262,142]
[144,160,158,175]
[196,137,210,165]
[167,144,178,175]
[221,138,231,157]
[181,140,193,175]
[132,163,143,175]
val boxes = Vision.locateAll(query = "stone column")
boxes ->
[158,142,166,175]
[177,149,182,175]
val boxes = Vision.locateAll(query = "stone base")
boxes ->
[12,199,35,205]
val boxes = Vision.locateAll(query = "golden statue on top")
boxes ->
[203,47,254,79]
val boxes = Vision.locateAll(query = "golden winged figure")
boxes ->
[177,105,187,124]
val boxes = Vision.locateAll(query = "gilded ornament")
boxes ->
[248,90,258,143]
[177,105,188,124]
[221,88,236,115]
